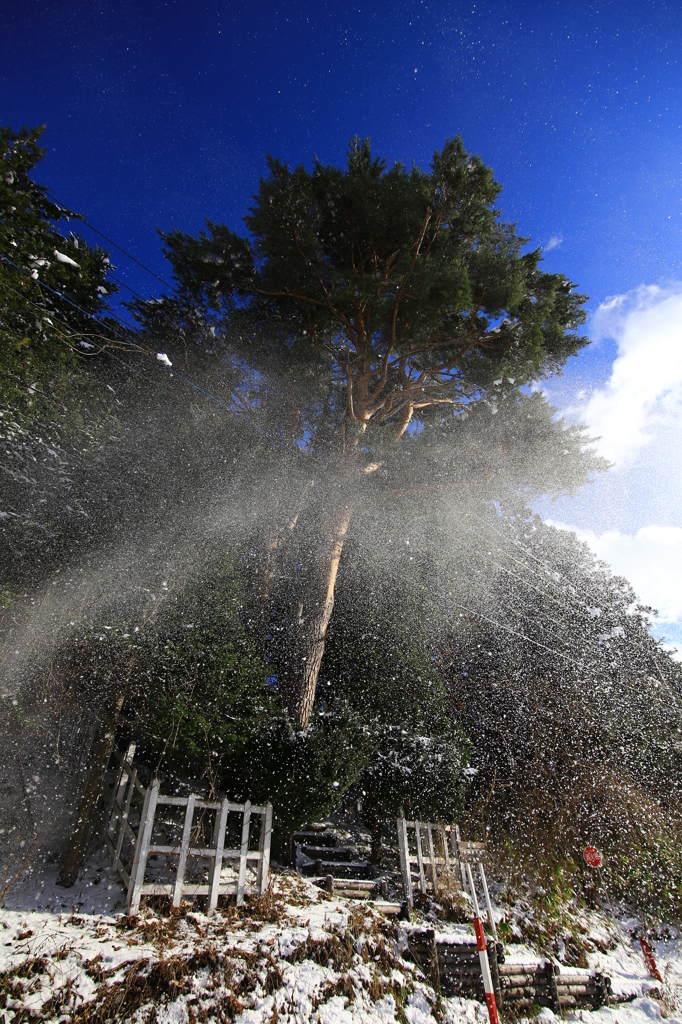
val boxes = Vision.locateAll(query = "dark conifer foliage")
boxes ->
[145,135,587,438]
[0,125,117,399]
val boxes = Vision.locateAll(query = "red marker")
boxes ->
[640,936,663,983]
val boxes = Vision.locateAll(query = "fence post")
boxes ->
[103,762,125,838]
[113,766,137,873]
[397,813,413,908]
[455,826,468,889]
[116,743,137,804]
[487,937,502,1009]
[426,823,438,896]
[546,961,560,1013]
[127,777,159,914]
[440,825,451,875]
[428,928,440,990]
[172,794,196,908]
[414,820,427,895]
[236,800,252,906]
[256,802,273,896]
[208,797,229,915]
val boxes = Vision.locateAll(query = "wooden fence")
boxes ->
[396,814,458,905]
[397,816,497,936]
[102,746,272,914]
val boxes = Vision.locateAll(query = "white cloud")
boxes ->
[577,285,682,467]
[547,521,682,625]
[545,234,563,251]
[541,285,682,659]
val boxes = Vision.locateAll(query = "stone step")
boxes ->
[294,832,338,847]
[300,860,377,879]
[301,846,357,862]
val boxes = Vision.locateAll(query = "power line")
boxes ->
[0,252,334,473]
[46,189,174,290]
[0,252,139,349]
[107,272,149,304]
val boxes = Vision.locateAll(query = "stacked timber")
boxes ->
[404,930,612,1010]
[555,971,612,1010]
[498,962,612,1010]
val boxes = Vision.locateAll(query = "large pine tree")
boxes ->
[134,135,589,727]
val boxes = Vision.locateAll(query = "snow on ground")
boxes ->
[1,856,682,1024]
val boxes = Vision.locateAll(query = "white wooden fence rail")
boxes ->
[102,747,272,914]
[397,814,457,906]
[397,814,497,936]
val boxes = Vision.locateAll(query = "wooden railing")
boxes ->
[397,814,471,904]
[102,746,272,914]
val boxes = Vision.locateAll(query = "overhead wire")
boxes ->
[45,189,174,290]
[0,251,346,477]
[448,509,670,672]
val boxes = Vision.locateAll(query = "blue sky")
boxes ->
[2,0,681,647]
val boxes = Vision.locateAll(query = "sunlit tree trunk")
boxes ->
[296,506,353,728]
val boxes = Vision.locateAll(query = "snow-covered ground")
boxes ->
[1,854,681,1024]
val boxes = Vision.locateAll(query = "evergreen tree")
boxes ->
[135,135,589,727]
[0,125,117,410]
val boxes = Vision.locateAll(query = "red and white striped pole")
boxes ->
[466,862,500,1024]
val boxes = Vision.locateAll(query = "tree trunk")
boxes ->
[296,506,352,728]
[58,695,123,887]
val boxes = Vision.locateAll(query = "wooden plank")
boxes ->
[426,823,438,895]
[236,800,251,905]
[414,821,427,895]
[103,763,124,839]
[127,778,159,914]
[498,964,546,976]
[140,883,174,896]
[208,797,229,915]
[455,825,467,888]
[256,802,273,896]
[116,743,137,804]
[172,793,195,908]
[458,840,486,864]
[397,814,413,907]
[174,882,241,897]
[500,972,550,984]
[440,825,451,874]
[103,834,120,873]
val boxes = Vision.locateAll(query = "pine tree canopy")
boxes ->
[156,135,588,437]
